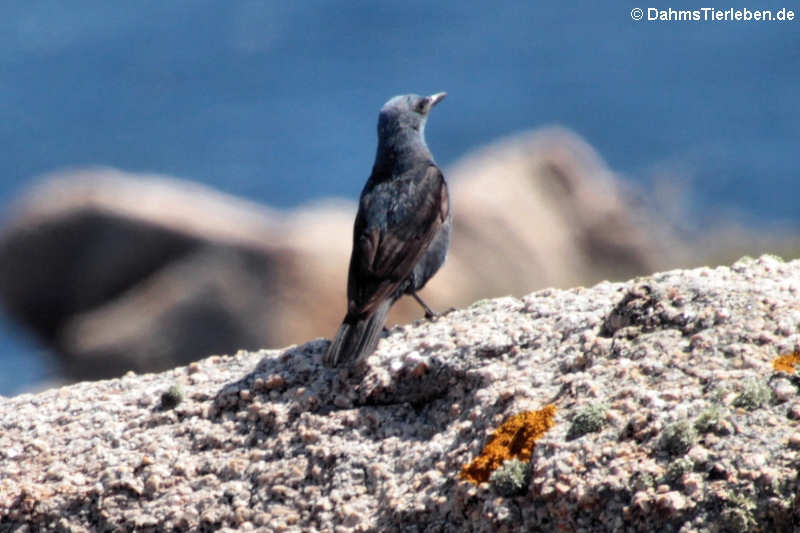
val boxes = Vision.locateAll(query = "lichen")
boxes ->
[662,457,693,486]
[772,352,800,374]
[460,405,556,484]
[721,492,757,531]
[567,403,607,440]
[694,406,724,434]
[732,379,772,410]
[660,420,696,456]
[489,458,531,496]
[470,298,493,308]
[160,384,184,410]
[630,471,654,491]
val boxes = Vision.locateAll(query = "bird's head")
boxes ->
[377,92,446,145]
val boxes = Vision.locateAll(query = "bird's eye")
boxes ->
[415,100,427,113]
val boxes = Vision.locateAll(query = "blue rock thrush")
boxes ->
[324,92,451,367]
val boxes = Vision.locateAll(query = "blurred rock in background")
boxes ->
[0,127,793,382]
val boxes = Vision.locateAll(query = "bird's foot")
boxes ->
[411,293,456,321]
[425,306,456,321]
[412,292,439,320]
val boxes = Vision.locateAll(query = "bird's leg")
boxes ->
[411,292,439,320]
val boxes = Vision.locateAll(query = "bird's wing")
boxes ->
[347,165,449,316]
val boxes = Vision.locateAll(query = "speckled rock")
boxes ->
[2,255,800,532]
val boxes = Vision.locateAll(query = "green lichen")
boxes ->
[711,385,730,403]
[470,298,493,308]
[630,471,654,491]
[662,457,693,486]
[732,379,772,411]
[694,406,725,434]
[720,492,757,531]
[489,458,530,497]
[660,420,696,456]
[720,507,756,532]
[567,403,608,440]
[160,384,184,410]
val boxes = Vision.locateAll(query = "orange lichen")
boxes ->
[772,352,800,374]
[460,404,557,484]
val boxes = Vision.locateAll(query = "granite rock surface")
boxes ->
[2,255,800,532]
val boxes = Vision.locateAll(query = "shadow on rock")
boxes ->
[209,334,495,450]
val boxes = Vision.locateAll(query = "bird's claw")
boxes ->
[424,306,455,321]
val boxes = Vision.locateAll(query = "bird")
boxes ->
[323,92,451,368]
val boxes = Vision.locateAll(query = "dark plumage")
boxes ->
[324,92,451,368]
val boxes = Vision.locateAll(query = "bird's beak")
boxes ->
[428,92,447,109]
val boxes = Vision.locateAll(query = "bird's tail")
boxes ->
[323,300,392,368]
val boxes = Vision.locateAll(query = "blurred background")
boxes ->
[1,1,798,395]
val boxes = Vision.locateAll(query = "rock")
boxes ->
[0,168,353,380]
[0,128,679,382]
[2,255,800,532]
[443,127,677,294]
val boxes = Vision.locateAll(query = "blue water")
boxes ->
[1,1,798,395]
